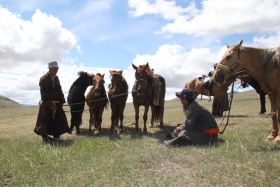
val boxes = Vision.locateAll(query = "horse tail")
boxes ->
[153,105,161,122]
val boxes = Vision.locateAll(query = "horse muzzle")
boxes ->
[137,88,146,95]
[213,71,225,84]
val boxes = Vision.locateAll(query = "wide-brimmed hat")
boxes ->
[175,88,194,101]
[48,61,59,68]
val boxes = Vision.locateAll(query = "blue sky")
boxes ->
[0,0,280,105]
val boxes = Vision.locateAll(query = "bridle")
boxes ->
[216,48,245,81]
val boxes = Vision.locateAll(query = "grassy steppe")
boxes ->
[1,90,280,187]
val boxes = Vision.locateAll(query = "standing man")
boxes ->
[34,61,70,142]
[164,88,219,146]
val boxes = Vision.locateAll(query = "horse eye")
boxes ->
[226,55,231,59]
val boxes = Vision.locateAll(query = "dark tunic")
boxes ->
[164,101,218,146]
[34,73,70,137]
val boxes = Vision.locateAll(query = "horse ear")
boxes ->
[109,70,112,75]
[237,39,243,47]
[119,70,123,75]
[132,63,137,70]
[101,73,105,78]
[226,43,230,48]
[92,74,95,79]
[144,63,149,71]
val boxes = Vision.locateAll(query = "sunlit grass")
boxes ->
[1,90,280,186]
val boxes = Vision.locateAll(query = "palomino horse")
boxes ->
[240,74,267,114]
[132,63,165,133]
[213,39,280,142]
[85,73,108,133]
[67,71,93,134]
[108,70,128,132]
[185,77,232,116]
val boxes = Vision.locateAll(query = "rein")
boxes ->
[219,81,235,134]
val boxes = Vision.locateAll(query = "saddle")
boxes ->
[198,75,213,94]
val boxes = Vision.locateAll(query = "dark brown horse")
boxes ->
[132,63,165,133]
[240,75,267,114]
[185,77,232,116]
[213,39,280,142]
[67,71,93,134]
[108,70,128,132]
[85,73,108,133]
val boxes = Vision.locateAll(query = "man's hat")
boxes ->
[175,88,194,101]
[48,61,59,68]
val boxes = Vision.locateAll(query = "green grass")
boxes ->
[1,90,280,186]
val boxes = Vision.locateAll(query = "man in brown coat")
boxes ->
[34,61,70,142]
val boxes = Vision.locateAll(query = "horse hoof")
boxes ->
[266,134,276,140]
[273,136,280,142]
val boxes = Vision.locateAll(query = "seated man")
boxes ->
[164,88,219,146]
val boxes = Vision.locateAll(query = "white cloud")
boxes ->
[253,31,280,48]
[0,7,77,69]
[128,0,198,20]
[129,44,221,98]
[129,0,280,36]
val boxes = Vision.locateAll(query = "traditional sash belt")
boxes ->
[51,100,59,119]
[202,127,219,135]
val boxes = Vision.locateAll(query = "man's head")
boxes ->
[48,61,59,76]
[175,88,194,102]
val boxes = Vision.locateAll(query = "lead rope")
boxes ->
[219,81,234,134]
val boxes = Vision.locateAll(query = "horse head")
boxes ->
[213,39,245,84]
[109,70,123,96]
[132,63,150,95]
[92,73,105,96]
[78,71,94,86]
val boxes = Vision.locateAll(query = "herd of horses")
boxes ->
[67,40,280,142]
[67,63,165,134]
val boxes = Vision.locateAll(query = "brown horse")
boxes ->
[132,63,165,133]
[213,39,280,142]
[108,70,128,132]
[185,77,232,116]
[85,73,108,133]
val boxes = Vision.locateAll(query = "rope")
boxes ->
[63,91,134,113]
[219,81,235,134]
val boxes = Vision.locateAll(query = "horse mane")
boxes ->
[261,46,280,73]
[96,73,103,77]
[110,71,129,92]
[69,71,88,92]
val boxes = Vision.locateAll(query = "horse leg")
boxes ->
[110,106,116,132]
[259,92,266,114]
[143,104,149,133]
[88,109,93,133]
[70,111,75,133]
[149,104,155,128]
[134,104,140,133]
[274,109,280,142]
[97,108,104,133]
[75,111,82,134]
[267,96,278,140]
[159,101,164,128]
[118,103,125,132]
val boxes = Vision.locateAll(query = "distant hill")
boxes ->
[0,95,22,108]
[169,89,261,101]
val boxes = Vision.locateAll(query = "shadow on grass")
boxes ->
[69,124,226,147]
[45,139,75,147]
[252,142,280,152]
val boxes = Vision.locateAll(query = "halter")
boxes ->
[217,48,245,73]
